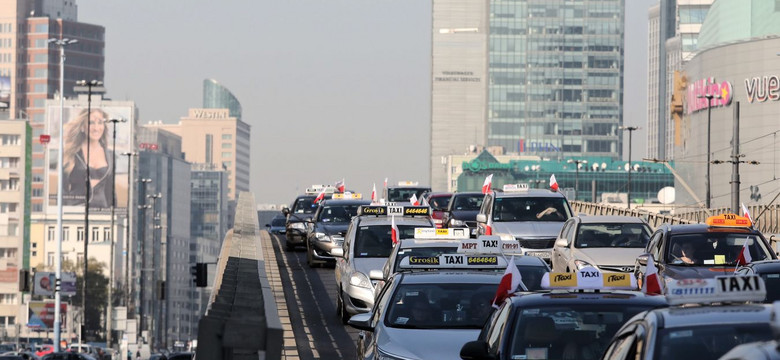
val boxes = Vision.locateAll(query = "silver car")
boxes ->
[551,215,651,273]
[331,206,433,323]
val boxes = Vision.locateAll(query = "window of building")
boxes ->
[32,242,37,249]
[47,252,54,266]
[679,5,709,24]
[221,152,231,158]
[205,135,213,164]
[77,227,84,241]
[31,251,37,257]
[0,135,19,146]
[221,143,232,149]
[7,223,17,236]
[34,23,48,33]
[33,54,47,63]
[0,157,19,168]
[33,83,46,93]
[62,227,69,241]
[222,134,232,140]
[32,204,42,212]
[47,226,55,241]
[32,188,42,197]
[104,227,111,242]
[34,68,47,78]
[0,202,17,213]
[0,294,16,305]
[92,227,99,242]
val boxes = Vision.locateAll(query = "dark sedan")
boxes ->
[736,259,780,303]
[442,192,484,237]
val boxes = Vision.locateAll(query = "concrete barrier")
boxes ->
[196,192,283,360]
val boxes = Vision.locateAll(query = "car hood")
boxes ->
[450,210,479,221]
[662,264,735,279]
[378,327,481,360]
[316,223,349,235]
[353,258,388,277]
[493,221,563,238]
[576,247,646,266]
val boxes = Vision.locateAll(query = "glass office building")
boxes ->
[487,0,624,159]
[203,78,242,121]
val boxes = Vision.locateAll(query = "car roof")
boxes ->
[509,290,668,307]
[664,223,761,235]
[357,216,433,226]
[653,304,772,328]
[745,260,780,272]
[400,271,504,284]
[494,189,567,198]
[575,215,648,224]
[319,199,371,206]
[453,191,484,197]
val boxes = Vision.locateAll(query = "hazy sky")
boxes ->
[78,0,654,205]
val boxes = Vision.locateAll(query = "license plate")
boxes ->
[526,251,551,259]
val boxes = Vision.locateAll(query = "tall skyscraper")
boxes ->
[0,0,105,212]
[203,78,242,121]
[486,0,625,160]
[429,0,489,191]
[148,108,250,200]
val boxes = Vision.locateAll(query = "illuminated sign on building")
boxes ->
[745,76,780,103]
[686,77,733,114]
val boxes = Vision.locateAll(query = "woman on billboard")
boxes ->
[62,108,114,208]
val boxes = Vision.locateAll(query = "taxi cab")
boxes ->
[718,302,780,360]
[305,193,369,268]
[384,181,432,203]
[601,275,774,360]
[348,246,512,360]
[282,185,337,251]
[331,205,434,323]
[459,268,667,360]
[735,260,780,303]
[634,214,776,290]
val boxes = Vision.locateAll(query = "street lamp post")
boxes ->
[147,193,162,350]
[121,152,137,310]
[105,119,126,347]
[48,36,78,353]
[137,178,151,340]
[567,159,588,200]
[697,93,721,209]
[619,126,640,209]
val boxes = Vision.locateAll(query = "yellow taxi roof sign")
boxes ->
[541,267,637,290]
[706,213,752,228]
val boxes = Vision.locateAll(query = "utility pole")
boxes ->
[698,93,721,209]
[619,126,639,209]
[731,102,740,213]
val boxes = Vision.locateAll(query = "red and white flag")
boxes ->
[491,257,522,308]
[314,188,326,204]
[482,174,494,194]
[384,177,388,188]
[550,174,559,192]
[335,179,345,193]
[371,183,378,204]
[421,196,429,207]
[642,255,663,295]
[484,214,493,235]
[736,240,752,266]
[391,215,399,244]
[410,194,419,206]
[741,203,753,223]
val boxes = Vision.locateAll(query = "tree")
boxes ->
[63,258,108,341]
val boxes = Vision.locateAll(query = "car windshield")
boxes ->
[509,305,652,359]
[318,204,361,223]
[760,272,780,302]
[452,194,484,211]
[387,188,430,202]
[574,223,651,248]
[292,197,317,214]
[654,324,772,360]
[385,283,498,329]
[492,197,571,222]
[354,224,421,257]
[666,233,771,266]
[428,195,451,211]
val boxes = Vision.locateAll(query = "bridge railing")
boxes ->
[571,201,698,228]
[196,192,283,360]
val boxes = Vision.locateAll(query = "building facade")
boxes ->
[202,79,242,121]
[147,108,250,200]
[429,0,489,191]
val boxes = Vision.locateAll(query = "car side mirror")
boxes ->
[282,207,290,216]
[476,214,487,223]
[369,269,384,281]
[555,238,568,248]
[347,312,374,332]
[330,247,344,258]
[460,340,494,360]
[637,253,649,266]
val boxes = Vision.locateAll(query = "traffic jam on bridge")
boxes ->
[266,179,780,360]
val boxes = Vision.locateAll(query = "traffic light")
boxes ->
[191,263,208,287]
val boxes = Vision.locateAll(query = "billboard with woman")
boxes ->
[46,104,134,212]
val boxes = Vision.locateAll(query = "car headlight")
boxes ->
[574,259,597,270]
[450,219,465,226]
[350,272,372,288]
[290,222,305,230]
[377,348,408,360]
[315,232,331,242]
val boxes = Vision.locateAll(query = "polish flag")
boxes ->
[736,240,752,266]
[741,203,753,223]
[410,194,419,206]
[371,183,378,204]
[491,257,522,308]
[642,255,663,295]
[384,177,388,188]
[482,174,494,194]
[335,179,345,193]
[484,215,493,235]
[314,188,326,204]
[550,174,559,192]
[391,215,399,244]
[421,196,429,207]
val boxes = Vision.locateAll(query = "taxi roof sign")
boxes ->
[541,267,637,290]
[332,193,363,200]
[503,184,529,192]
[357,205,431,217]
[706,213,752,228]
[398,254,508,270]
[458,236,522,254]
[666,275,765,306]
[414,227,470,239]
[396,181,420,186]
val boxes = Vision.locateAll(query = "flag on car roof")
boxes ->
[482,174,493,194]
[491,257,522,308]
[550,174,559,192]
[391,215,399,244]
[335,179,345,193]
[314,188,326,204]
[421,195,429,207]
[410,194,419,206]
[642,255,663,295]
[384,177,388,188]
[371,183,378,204]
[741,203,753,223]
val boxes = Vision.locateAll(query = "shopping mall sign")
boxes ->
[687,77,733,114]
[462,158,514,172]
[745,75,780,103]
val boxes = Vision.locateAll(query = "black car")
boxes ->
[265,214,287,235]
[460,289,667,360]
[306,198,370,267]
[735,260,780,303]
[384,184,431,203]
[282,194,321,250]
[634,214,777,290]
[441,191,484,237]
